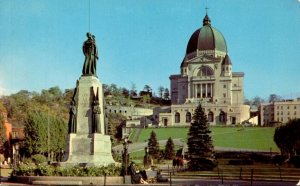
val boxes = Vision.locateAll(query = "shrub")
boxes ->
[250,153,271,163]
[272,155,286,166]
[31,154,47,165]
[13,163,122,177]
[13,164,36,176]
[228,159,253,165]
[35,165,55,176]
[188,158,217,171]
[289,156,300,168]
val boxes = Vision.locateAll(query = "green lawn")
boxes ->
[136,127,279,152]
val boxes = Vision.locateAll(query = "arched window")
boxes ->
[219,111,226,124]
[186,112,191,123]
[175,112,180,123]
[197,66,214,77]
[208,111,214,122]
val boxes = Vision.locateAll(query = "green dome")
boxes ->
[186,14,227,55]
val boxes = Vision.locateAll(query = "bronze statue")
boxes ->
[82,32,98,76]
[92,100,101,133]
[68,101,77,133]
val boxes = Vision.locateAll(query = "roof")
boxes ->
[222,54,232,65]
[185,14,227,55]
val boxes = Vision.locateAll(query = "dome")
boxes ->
[222,54,232,65]
[186,14,227,55]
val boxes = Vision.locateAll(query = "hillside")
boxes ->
[131,127,279,152]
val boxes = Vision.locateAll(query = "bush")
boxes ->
[31,154,47,165]
[13,164,36,176]
[188,158,217,171]
[228,159,253,165]
[272,155,286,166]
[250,153,271,163]
[215,151,249,159]
[289,156,300,168]
[13,164,122,177]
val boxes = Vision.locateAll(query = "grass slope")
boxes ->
[137,127,279,152]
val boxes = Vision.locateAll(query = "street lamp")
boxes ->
[122,137,132,175]
[144,147,149,167]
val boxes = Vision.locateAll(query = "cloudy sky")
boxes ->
[0,0,300,100]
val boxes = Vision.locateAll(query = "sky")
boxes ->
[0,0,300,100]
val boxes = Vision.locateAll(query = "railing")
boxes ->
[165,165,300,182]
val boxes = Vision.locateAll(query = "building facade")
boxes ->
[260,99,300,126]
[159,14,250,126]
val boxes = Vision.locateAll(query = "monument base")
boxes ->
[60,133,115,167]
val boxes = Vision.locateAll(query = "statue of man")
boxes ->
[68,101,77,133]
[82,32,98,76]
[92,100,101,133]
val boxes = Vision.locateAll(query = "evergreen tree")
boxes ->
[187,104,217,170]
[274,118,300,157]
[164,137,175,160]
[147,130,160,159]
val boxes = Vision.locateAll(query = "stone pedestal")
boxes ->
[60,76,115,166]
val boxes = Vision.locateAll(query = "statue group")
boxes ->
[61,32,115,166]
[68,32,101,134]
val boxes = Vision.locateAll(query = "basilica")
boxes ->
[159,14,250,126]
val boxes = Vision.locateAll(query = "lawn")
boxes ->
[136,127,279,152]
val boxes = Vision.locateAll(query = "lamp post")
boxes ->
[122,137,132,175]
[144,147,149,167]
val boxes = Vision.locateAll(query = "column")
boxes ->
[205,84,208,98]
[210,83,214,97]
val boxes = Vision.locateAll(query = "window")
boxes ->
[208,111,214,122]
[223,93,226,98]
[197,66,214,77]
[219,111,226,123]
[223,84,226,88]
[175,112,180,123]
[202,84,206,97]
[186,112,191,123]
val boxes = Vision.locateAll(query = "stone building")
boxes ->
[159,14,250,126]
[260,98,300,126]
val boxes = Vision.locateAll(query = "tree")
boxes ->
[130,82,137,97]
[164,137,175,160]
[121,88,130,98]
[0,114,6,147]
[187,104,217,170]
[142,94,151,105]
[252,96,265,108]
[274,119,300,158]
[0,102,7,146]
[107,113,126,145]
[103,84,110,96]
[24,111,67,157]
[158,86,164,99]
[147,130,160,159]
[269,94,282,103]
[24,111,48,155]
[163,88,170,100]
[110,84,121,96]
[143,85,152,93]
